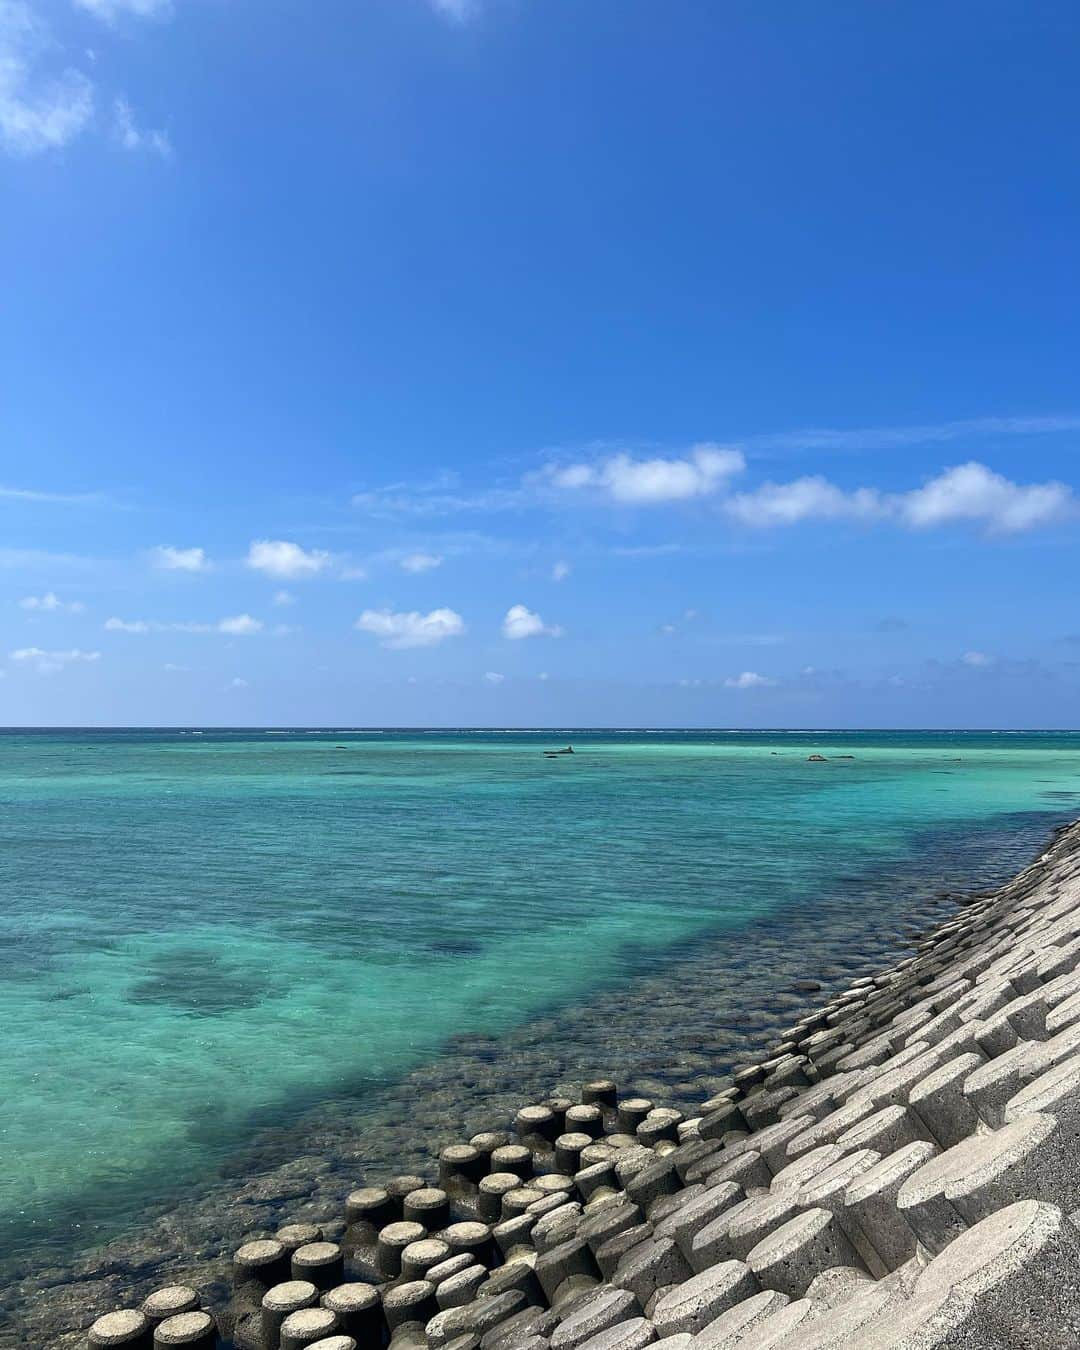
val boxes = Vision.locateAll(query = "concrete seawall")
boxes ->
[79,818,1080,1348]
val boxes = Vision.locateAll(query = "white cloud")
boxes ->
[725,462,1074,534]
[151,545,208,572]
[502,604,564,640]
[228,676,248,689]
[11,646,100,673]
[538,671,550,681]
[104,614,263,635]
[246,539,331,579]
[272,590,294,607]
[162,662,189,672]
[725,476,883,527]
[218,614,262,635]
[724,671,776,689]
[552,560,571,582]
[550,444,745,504]
[340,566,367,581]
[112,95,169,155]
[400,552,443,574]
[898,462,1073,532]
[0,0,94,156]
[355,607,465,649]
[19,591,85,612]
[483,671,504,684]
[962,650,995,667]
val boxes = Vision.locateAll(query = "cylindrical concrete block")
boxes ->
[279,1307,340,1350]
[515,1105,558,1144]
[439,1144,487,1190]
[502,1187,544,1219]
[382,1280,438,1331]
[386,1175,427,1214]
[843,1140,937,1274]
[478,1260,545,1307]
[616,1099,654,1135]
[637,1112,688,1144]
[580,1142,619,1169]
[233,1240,291,1299]
[377,1222,427,1277]
[319,1283,381,1342]
[442,1221,494,1265]
[582,1080,618,1110]
[400,1237,451,1281]
[478,1173,522,1223]
[262,1283,319,1350]
[403,1186,451,1231]
[277,1225,323,1254]
[564,1105,604,1139]
[532,1174,575,1200]
[547,1097,574,1131]
[152,1311,217,1350]
[291,1243,345,1292]
[425,1253,476,1286]
[305,1339,356,1350]
[141,1289,200,1327]
[88,1310,153,1349]
[344,1187,396,1232]
[470,1131,510,1159]
[490,1144,534,1179]
[555,1132,592,1174]
[575,1159,618,1202]
[746,1208,863,1299]
[435,1264,488,1311]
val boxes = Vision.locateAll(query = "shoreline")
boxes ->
[8,807,1074,1347]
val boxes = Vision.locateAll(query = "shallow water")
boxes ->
[3,727,1079,1274]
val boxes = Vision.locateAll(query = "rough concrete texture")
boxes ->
[78,822,1080,1350]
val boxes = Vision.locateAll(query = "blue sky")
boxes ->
[2,0,1079,726]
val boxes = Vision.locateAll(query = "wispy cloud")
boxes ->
[0,482,104,503]
[11,646,100,673]
[400,552,443,574]
[355,607,465,649]
[747,414,1080,456]
[19,591,85,612]
[552,560,571,582]
[1,0,172,159]
[0,1,94,156]
[427,0,478,21]
[352,480,527,519]
[74,0,172,21]
[112,95,169,155]
[104,614,263,634]
[483,670,504,684]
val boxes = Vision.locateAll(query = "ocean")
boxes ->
[3,727,1079,1279]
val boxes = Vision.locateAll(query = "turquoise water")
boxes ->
[3,728,1080,1270]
